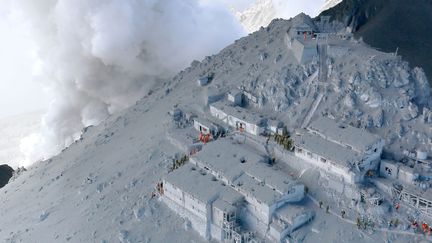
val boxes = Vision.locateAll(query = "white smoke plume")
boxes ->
[16,0,244,165]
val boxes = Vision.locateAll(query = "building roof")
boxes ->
[164,163,243,204]
[210,101,266,126]
[293,131,360,168]
[227,88,243,96]
[245,163,296,194]
[308,116,382,152]
[234,173,282,205]
[275,203,312,225]
[268,119,282,128]
[191,138,265,183]
[191,138,301,206]
[213,198,237,213]
[193,117,216,130]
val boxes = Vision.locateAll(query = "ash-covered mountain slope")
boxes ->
[0,14,431,242]
[178,14,431,159]
[320,0,432,84]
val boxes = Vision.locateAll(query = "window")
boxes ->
[320,157,327,163]
[385,167,392,176]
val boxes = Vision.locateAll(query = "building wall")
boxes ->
[211,206,225,227]
[164,180,228,241]
[164,181,184,206]
[193,121,210,135]
[226,115,259,135]
[292,39,305,63]
[379,160,399,179]
[228,93,243,106]
[274,184,305,208]
[291,39,317,64]
[243,195,272,225]
[209,106,227,122]
[289,27,314,38]
[301,45,318,64]
[210,223,223,241]
[161,194,209,240]
[184,193,209,219]
[241,209,270,239]
[398,166,417,184]
[211,105,261,136]
[269,222,285,242]
[294,146,357,184]
[163,180,211,225]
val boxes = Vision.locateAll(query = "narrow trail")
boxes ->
[301,44,327,129]
[306,193,421,238]
[301,93,324,128]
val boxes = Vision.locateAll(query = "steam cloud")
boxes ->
[17,0,244,165]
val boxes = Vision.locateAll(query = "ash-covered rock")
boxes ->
[0,164,13,188]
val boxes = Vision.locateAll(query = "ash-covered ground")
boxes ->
[0,14,430,242]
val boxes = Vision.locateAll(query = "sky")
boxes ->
[0,5,48,118]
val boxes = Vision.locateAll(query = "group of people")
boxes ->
[411,220,432,235]
[198,132,211,144]
[318,201,330,214]
[356,217,375,230]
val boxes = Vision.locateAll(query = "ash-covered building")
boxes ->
[210,101,267,136]
[286,15,318,64]
[162,138,312,242]
[293,116,384,184]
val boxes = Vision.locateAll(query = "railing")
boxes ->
[392,186,432,217]
[223,219,236,230]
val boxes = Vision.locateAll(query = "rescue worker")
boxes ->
[422,223,428,234]
[319,201,323,209]
[326,205,330,214]
[412,220,418,231]
[341,210,346,218]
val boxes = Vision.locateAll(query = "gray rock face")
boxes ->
[0,164,14,188]
[372,109,384,128]
[320,0,432,85]
[423,108,432,124]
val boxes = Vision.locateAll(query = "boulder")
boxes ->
[408,103,419,119]
[0,164,14,188]
[373,109,384,128]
